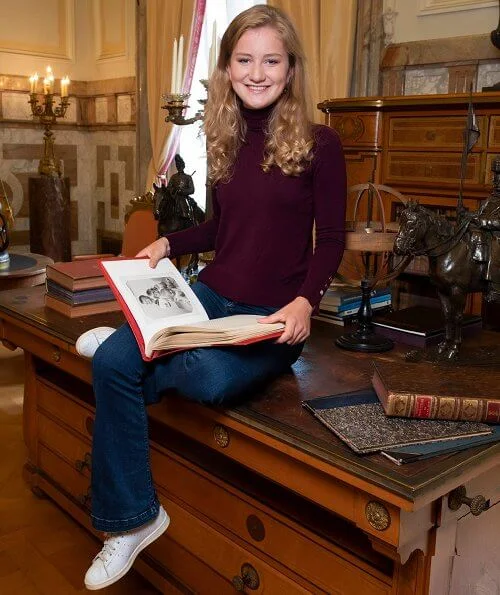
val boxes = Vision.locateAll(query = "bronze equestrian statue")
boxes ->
[152,154,205,276]
[394,156,500,360]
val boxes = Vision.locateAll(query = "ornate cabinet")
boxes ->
[319,92,500,315]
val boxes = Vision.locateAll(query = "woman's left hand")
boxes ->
[259,297,313,345]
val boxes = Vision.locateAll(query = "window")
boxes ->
[178,0,264,210]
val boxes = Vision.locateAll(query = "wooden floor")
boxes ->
[0,345,160,594]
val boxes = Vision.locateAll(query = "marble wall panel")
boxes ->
[477,62,500,89]
[95,97,108,123]
[0,127,135,255]
[117,94,132,123]
[404,67,449,95]
[2,92,32,120]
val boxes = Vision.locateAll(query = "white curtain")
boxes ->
[146,0,206,189]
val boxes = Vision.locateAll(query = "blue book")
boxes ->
[380,426,500,465]
[321,285,391,307]
[336,293,392,314]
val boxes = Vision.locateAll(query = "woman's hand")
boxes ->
[259,297,313,345]
[136,237,170,268]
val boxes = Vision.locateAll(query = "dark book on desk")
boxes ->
[46,259,109,291]
[380,424,500,465]
[302,389,491,454]
[44,294,120,317]
[46,279,115,305]
[372,306,482,347]
[372,360,500,423]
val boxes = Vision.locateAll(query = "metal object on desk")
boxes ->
[335,184,407,353]
[0,252,53,290]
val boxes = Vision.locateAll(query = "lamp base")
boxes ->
[335,328,394,352]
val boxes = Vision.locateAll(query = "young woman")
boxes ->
[81,4,346,590]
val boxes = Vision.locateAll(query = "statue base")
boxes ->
[29,175,71,262]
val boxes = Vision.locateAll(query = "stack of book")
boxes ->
[45,259,120,317]
[315,284,392,326]
[303,358,500,466]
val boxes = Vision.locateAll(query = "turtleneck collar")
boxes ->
[240,102,275,131]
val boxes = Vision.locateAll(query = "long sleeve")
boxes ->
[297,127,347,308]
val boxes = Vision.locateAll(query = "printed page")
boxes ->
[101,258,209,353]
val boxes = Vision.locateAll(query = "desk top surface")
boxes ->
[1,285,499,506]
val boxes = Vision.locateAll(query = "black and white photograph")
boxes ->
[125,275,194,320]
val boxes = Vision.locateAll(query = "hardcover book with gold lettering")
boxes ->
[372,360,500,423]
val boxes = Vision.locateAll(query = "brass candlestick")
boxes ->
[29,92,70,176]
[161,93,203,126]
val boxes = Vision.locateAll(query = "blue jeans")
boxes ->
[90,281,303,532]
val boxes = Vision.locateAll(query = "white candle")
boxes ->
[171,38,178,94]
[47,66,54,92]
[176,35,184,94]
[29,73,38,94]
[60,76,70,97]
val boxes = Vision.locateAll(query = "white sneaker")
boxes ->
[75,326,116,359]
[84,506,170,590]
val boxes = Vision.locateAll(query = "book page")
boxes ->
[151,315,285,351]
[101,258,209,353]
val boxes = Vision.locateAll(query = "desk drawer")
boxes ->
[38,444,91,509]
[152,492,320,595]
[151,448,390,595]
[384,151,482,186]
[37,377,94,440]
[387,116,486,150]
[38,412,92,476]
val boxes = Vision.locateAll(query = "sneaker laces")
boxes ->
[94,533,124,564]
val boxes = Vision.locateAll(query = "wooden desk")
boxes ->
[0,252,53,290]
[1,286,499,595]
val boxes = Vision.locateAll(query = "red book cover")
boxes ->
[99,258,284,362]
[372,359,500,423]
[46,259,109,291]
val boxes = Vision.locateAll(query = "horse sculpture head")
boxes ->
[393,200,427,256]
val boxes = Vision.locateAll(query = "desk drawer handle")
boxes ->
[75,452,92,472]
[85,416,94,436]
[52,348,61,363]
[213,424,230,448]
[232,563,260,591]
[448,485,489,516]
[78,487,92,508]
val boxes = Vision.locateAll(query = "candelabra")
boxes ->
[161,79,208,126]
[161,92,205,126]
[29,92,70,176]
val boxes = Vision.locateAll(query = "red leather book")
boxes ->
[46,259,109,291]
[372,359,500,423]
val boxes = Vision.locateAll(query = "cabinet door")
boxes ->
[449,501,500,595]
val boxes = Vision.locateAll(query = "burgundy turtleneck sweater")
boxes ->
[167,105,346,309]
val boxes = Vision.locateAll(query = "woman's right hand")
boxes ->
[136,237,170,268]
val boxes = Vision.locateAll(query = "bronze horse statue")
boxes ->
[152,182,205,275]
[393,201,489,360]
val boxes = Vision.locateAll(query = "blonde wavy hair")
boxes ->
[203,4,314,184]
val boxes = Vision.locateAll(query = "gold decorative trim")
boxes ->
[365,501,391,531]
[213,425,230,448]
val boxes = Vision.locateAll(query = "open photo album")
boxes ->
[100,258,285,361]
